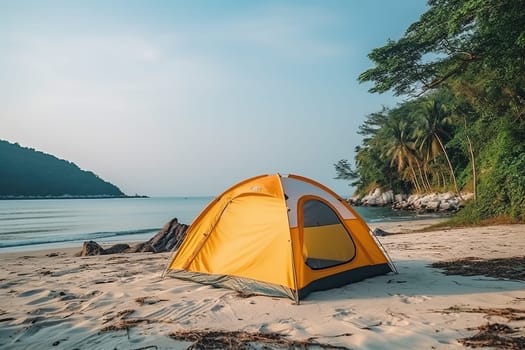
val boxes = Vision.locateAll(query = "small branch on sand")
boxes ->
[135,296,168,306]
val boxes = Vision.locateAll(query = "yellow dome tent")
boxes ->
[163,174,396,303]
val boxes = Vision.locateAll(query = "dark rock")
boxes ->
[79,241,106,256]
[104,243,130,254]
[146,218,189,253]
[126,242,155,253]
[372,228,390,237]
[78,217,189,255]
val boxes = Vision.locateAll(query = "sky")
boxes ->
[1,0,428,197]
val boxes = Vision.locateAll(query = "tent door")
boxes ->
[299,198,357,270]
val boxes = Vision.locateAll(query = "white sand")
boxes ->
[1,220,524,349]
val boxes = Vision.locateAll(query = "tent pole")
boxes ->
[279,174,301,304]
[290,237,301,305]
[369,229,398,274]
[181,198,233,270]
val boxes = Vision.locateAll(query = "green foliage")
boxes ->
[0,140,125,197]
[359,0,525,97]
[333,159,358,182]
[455,121,525,222]
[339,95,470,196]
[338,0,525,222]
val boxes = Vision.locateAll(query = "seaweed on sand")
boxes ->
[435,307,525,349]
[431,256,525,281]
[459,323,525,349]
[169,330,351,350]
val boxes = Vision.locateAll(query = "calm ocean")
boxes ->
[0,197,427,253]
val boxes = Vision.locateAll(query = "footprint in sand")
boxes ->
[384,309,411,327]
[210,304,224,312]
[333,308,355,321]
[64,302,82,311]
[396,294,431,304]
[259,319,304,334]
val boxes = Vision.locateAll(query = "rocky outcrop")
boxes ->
[353,189,396,206]
[78,218,189,256]
[147,218,189,252]
[393,192,474,213]
[349,189,474,213]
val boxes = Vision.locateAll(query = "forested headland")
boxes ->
[0,140,128,199]
[336,0,525,223]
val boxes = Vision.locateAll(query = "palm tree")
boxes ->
[413,98,462,198]
[382,116,422,192]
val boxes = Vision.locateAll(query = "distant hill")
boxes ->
[0,140,126,198]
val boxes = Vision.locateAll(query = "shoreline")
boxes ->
[368,217,447,234]
[0,217,447,256]
[0,194,149,200]
[1,219,525,349]
[0,216,447,255]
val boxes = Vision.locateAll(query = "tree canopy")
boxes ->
[359,0,525,99]
[337,0,525,222]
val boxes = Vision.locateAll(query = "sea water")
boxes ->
[0,197,431,253]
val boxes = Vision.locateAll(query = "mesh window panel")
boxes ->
[302,199,356,269]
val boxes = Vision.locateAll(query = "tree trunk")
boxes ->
[466,134,477,200]
[423,165,433,191]
[435,133,463,200]
[409,163,422,193]
[416,159,431,192]
[420,159,433,191]
[463,119,477,200]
